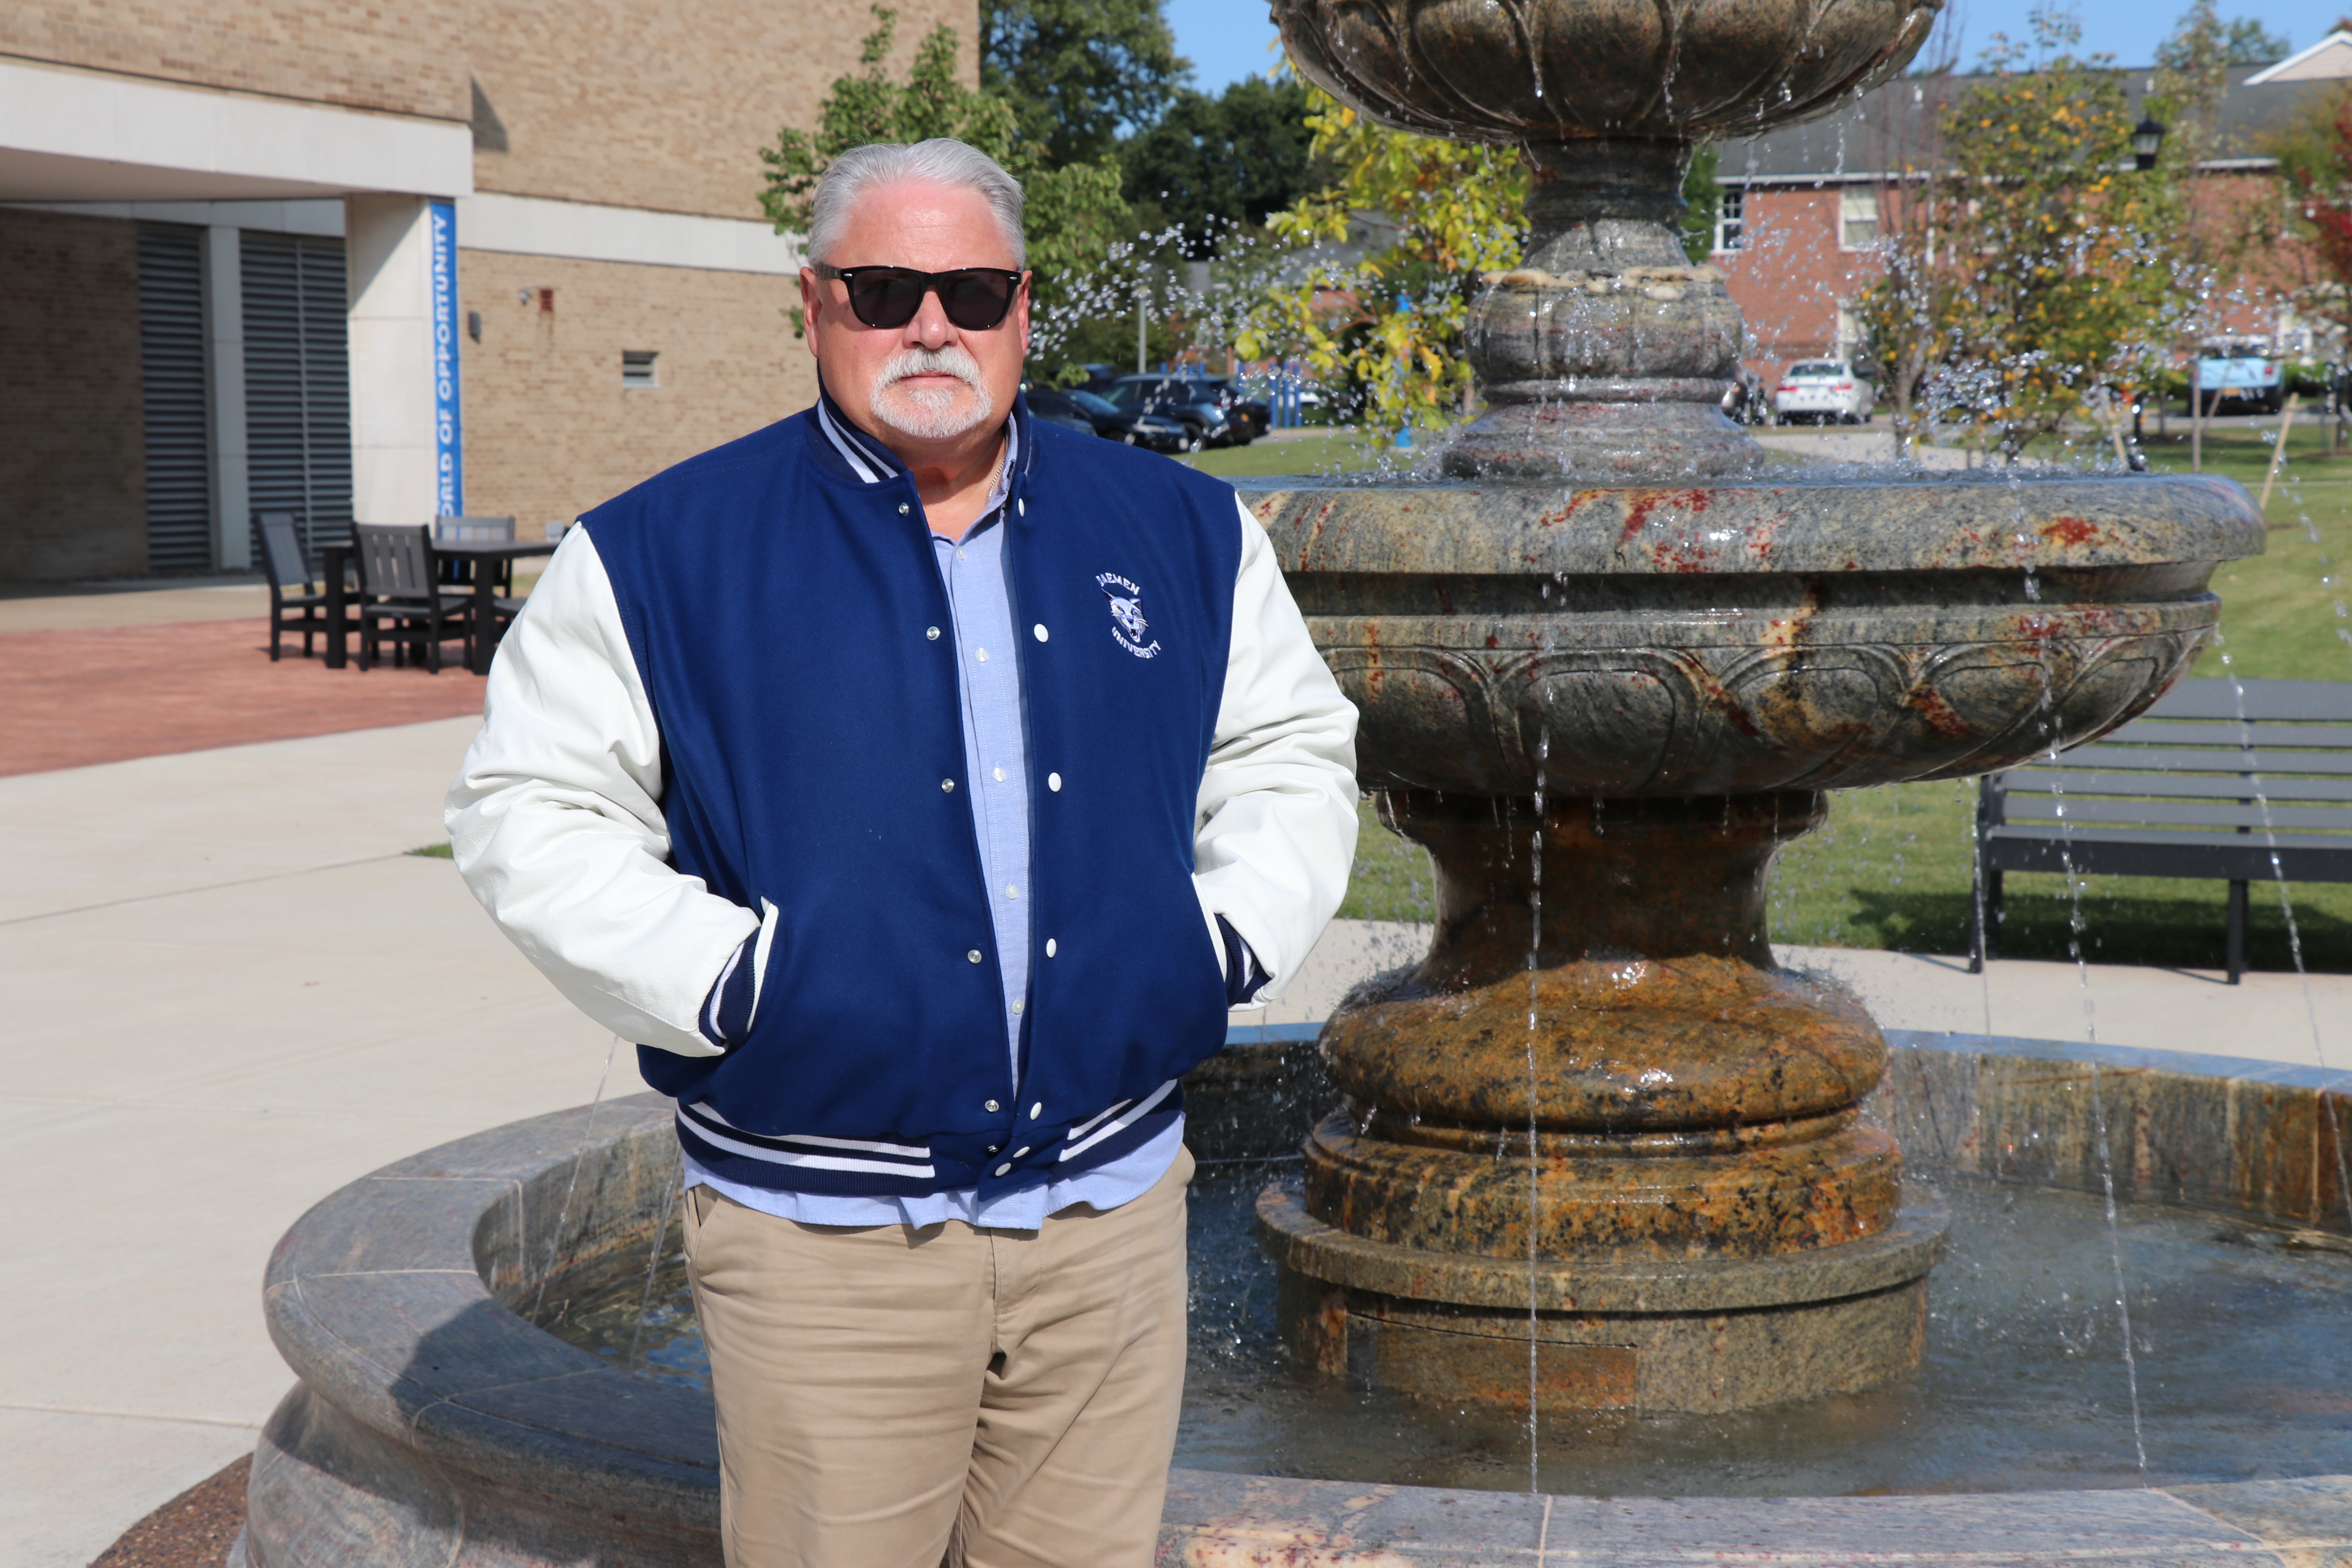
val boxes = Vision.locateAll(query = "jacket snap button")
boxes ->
[1047,773,1061,792]
[1033,623,1048,642]
[985,1099,999,1112]
[994,1164,1011,1177]
[942,778,955,792]
[1044,938,1057,958]
[926,626,940,640]
[897,502,910,515]
[1030,1103,1042,1119]
[1012,1146,1030,1159]
[968,949,983,963]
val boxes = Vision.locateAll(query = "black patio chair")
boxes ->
[256,512,331,661]
[354,524,473,674]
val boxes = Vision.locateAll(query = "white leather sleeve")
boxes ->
[1194,494,1360,1004]
[444,527,757,1057]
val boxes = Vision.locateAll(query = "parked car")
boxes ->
[1102,375,1243,447]
[1024,386,1191,452]
[2190,341,2285,414]
[1181,377,1273,441]
[1771,360,1875,424]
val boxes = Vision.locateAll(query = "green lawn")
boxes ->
[1179,429,1390,479]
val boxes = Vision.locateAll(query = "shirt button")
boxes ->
[1010,998,1024,1014]
[992,766,1005,782]
[994,1164,1011,1177]
[985,1099,999,1112]
[926,626,940,641]
[968,949,983,963]
[1045,937,1057,958]
[1005,884,1019,899]
[956,547,966,560]
[1012,1146,1031,1159]
[1033,623,1048,642]
[1047,773,1061,792]
[1030,1103,1042,1119]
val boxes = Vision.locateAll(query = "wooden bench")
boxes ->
[1971,678,2352,982]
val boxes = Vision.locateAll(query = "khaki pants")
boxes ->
[681,1147,1193,1568]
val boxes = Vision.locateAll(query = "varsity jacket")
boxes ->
[445,397,1358,1201]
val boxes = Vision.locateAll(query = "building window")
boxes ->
[1840,187,1879,249]
[1714,187,1747,254]
[622,349,658,388]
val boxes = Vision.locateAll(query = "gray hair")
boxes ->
[805,139,1027,270]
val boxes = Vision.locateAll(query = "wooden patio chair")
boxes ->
[256,512,331,661]
[354,524,472,674]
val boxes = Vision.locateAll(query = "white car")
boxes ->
[1772,360,1876,424]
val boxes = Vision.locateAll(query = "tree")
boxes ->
[2152,1,2289,74]
[1680,146,1721,266]
[979,0,1189,167]
[2267,81,2352,345]
[1236,87,1527,440]
[1856,12,2188,458]
[1121,77,1319,257]
[759,7,1129,334]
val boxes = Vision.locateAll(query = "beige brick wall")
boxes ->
[459,250,817,529]
[0,211,146,583]
[468,0,977,219]
[0,2,466,122]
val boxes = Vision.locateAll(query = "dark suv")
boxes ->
[1103,376,1257,449]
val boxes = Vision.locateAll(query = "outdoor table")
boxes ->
[319,537,558,675]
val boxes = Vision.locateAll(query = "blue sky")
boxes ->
[1162,0,2334,96]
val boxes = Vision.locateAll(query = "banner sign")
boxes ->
[429,200,462,517]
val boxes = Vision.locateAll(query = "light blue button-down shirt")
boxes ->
[683,407,1184,1229]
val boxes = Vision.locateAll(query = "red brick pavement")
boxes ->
[1,617,486,776]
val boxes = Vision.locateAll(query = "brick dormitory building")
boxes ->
[1,0,968,584]
[1706,34,2351,393]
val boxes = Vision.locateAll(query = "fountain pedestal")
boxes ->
[1250,0,2264,1414]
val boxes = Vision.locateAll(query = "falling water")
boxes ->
[530,1031,622,1327]
[1526,726,1549,1490]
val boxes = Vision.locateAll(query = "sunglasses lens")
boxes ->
[939,272,1016,330]
[847,271,927,329]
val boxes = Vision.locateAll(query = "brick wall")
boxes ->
[468,0,978,220]
[1716,185,1885,384]
[0,211,146,583]
[459,250,816,528]
[0,2,466,122]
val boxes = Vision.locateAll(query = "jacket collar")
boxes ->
[808,386,1033,489]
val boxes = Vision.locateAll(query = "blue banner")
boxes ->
[429,200,462,517]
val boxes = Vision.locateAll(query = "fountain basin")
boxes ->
[237,1030,2352,1566]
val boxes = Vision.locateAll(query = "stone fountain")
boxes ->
[1248,0,2265,1412]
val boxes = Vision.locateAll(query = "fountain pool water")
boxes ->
[550,1146,2352,1497]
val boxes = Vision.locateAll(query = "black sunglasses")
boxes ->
[814,264,1025,331]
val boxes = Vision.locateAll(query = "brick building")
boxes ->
[1706,54,2340,393]
[0,0,969,583]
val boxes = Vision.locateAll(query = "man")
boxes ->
[445,137,1357,1568]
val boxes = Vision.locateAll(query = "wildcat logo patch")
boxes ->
[1096,573,1161,659]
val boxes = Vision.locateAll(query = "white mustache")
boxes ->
[871,346,995,440]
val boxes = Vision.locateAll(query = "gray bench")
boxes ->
[1971,677,2352,982]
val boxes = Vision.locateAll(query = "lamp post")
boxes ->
[2132,115,2167,172]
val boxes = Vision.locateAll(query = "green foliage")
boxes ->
[2265,80,2352,339]
[1121,77,1319,257]
[1679,145,1721,266]
[757,6,1132,334]
[2154,1,2291,73]
[1856,11,2188,457]
[1235,87,1528,444]
[979,0,1188,167]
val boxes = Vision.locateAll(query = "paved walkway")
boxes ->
[0,602,485,776]
[7,714,2350,1565]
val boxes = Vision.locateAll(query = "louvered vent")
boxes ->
[241,232,354,570]
[136,225,211,575]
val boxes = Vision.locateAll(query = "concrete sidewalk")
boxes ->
[6,721,2350,1566]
